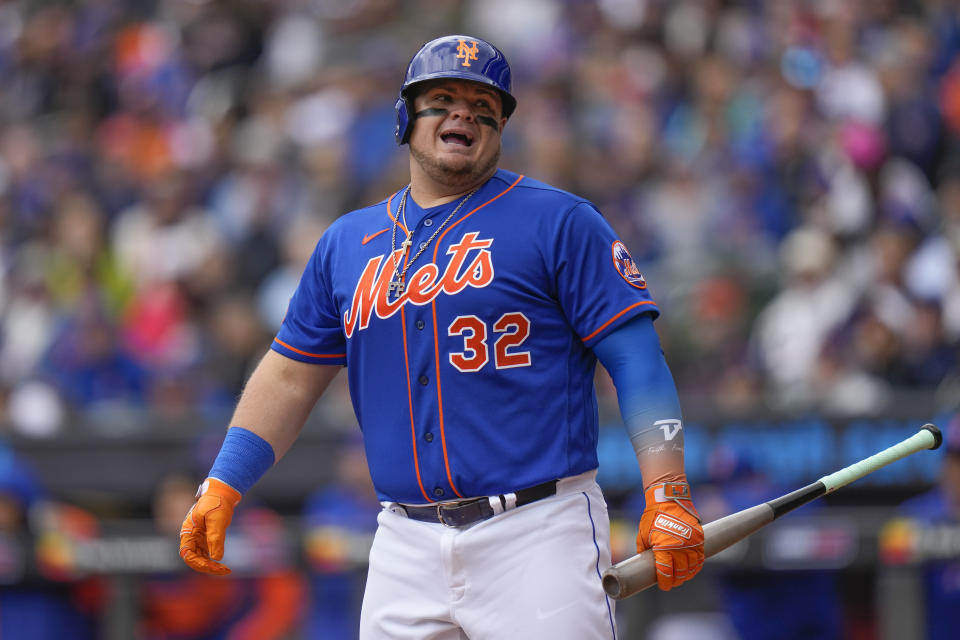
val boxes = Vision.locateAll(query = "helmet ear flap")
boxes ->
[395,96,412,145]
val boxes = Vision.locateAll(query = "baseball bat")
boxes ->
[601,423,943,599]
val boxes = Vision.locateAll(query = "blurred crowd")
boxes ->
[2,0,960,438]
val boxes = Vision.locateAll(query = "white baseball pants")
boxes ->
[359,471,618,639]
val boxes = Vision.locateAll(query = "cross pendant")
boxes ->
[400,234,413,252]
[389,279,405,296]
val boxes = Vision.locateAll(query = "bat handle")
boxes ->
[818,424,941,493]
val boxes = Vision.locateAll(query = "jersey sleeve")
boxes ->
[272,237,347,365]
[550,202,659,347]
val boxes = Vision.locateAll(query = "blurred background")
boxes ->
[0,0,959,638]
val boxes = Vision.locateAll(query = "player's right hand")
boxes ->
[179,477,241,576]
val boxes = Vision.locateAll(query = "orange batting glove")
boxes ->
[636,480,705,591]
[179,477,242,576]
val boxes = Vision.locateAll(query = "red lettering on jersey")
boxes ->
[343,250,405,337]
[443,232,494,293]
[343,233,495,338]
[405,264,440,305]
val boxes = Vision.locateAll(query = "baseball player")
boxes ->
[180,35,705,639]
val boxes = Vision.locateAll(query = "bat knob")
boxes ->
[601,573,621,598]
[921,423,942,450]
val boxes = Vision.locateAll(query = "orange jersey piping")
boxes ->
[386,189,409,236]
[272,338,345,359]
[580,300,657,343]
[397,239,432,503]
[400,302,433,503]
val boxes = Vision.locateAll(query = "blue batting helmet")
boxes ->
[394,35,517,145]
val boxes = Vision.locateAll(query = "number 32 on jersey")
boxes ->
[447,312,531,372]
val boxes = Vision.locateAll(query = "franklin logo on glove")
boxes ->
[654,514,693,539]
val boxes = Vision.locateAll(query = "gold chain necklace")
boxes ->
[388,186,479,298]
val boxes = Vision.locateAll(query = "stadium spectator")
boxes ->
[139,472,306,640]
[0,448,102,639]
[696,446,844,640]
[749,225,858,409]
[301,436,380,639]
[898,416,960,640]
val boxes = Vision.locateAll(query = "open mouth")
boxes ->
[440,131,474,147]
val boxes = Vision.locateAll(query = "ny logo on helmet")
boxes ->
[456,40,479,67]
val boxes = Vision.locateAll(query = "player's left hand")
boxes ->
[636,480,704,591]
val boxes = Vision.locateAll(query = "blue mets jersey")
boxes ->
[273,169,659,504]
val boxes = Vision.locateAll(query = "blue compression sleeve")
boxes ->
[592,314,686,481]
[592,314,682,425]
[207,427,276,495]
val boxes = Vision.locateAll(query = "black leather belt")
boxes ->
[398,479,558,527]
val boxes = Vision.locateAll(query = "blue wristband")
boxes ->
[207,427,276,495]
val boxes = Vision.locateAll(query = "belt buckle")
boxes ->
[436,504,456,527]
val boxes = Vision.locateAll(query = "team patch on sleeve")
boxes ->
[611,240,647,289]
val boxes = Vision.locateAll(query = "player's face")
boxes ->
[407,80,507,189]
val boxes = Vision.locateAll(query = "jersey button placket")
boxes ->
[409,218,444,504]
